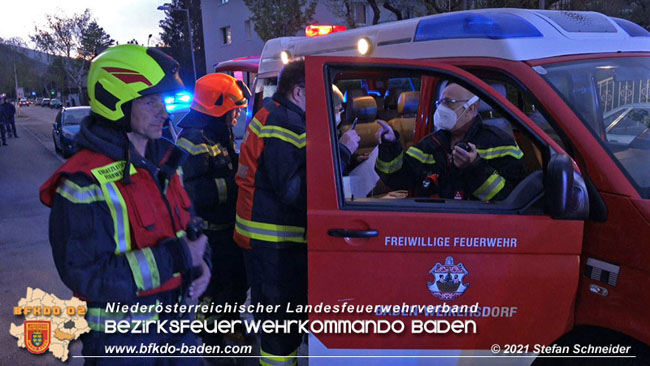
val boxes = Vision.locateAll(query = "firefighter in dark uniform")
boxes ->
[234,60,312,366]
[175,73,250,345]
[375,83,527,201]
[39,44,209,365]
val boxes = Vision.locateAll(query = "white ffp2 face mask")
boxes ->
[434,96,479,131]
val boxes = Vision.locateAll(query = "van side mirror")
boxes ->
[545,154,589,220]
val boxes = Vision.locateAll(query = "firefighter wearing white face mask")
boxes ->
[374,83,527,201]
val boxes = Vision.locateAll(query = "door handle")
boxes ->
[328,229,378,238]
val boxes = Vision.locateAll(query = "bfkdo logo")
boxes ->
[25,321,51,354]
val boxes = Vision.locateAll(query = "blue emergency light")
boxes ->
[414,12,542,42]
[164,91,193,112]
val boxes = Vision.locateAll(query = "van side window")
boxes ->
[333,75,421,186]
[468,72,569,152]
[327,65,550,216]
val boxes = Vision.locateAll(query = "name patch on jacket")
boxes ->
[91,161,138,183]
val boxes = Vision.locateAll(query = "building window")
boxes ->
[245,20,252,40]
[353,3,367,25]
[221,26,232,45]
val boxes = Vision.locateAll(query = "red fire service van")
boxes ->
[241,8,650,365]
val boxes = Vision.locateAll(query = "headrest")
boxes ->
[344,88,368,103]
[483,118,514,138]
[384,87,404,109]
[478,84,506,113]
[397,91,419,115]
[345,96,377,124]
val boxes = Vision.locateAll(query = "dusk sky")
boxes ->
[1,0,171,47]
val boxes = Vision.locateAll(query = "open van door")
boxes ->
[305,56,588,364]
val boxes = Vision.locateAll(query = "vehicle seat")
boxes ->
[478,84,514,138]
[388,91,419,151]
[344,88,368,111]
[479,83,541,172]
[341,96,381,155]
[344,96,376,125]
[380,87,404,121]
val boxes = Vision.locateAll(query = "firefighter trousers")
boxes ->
[246,240,307,364]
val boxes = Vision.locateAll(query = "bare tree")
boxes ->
[367,0,382,24]
[383,0,404,20]
[327,0,358,28]
[31,9,113,104]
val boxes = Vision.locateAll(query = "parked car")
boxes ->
[52,106,90,158]
[49,98,63,109]
[41,98,51,107]
[19,98,29,107]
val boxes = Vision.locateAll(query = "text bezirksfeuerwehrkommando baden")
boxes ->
[103,302,483,335]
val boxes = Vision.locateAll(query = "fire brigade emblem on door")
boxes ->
[427,257,469,301]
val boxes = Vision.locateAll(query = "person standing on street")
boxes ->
[0,97,8,145]
[176,73,250,346]
[2,97,17,138]
[39,44,209,365]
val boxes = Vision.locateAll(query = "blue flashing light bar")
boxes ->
[177,93,192,103]
[613,18,650,37]
[165,103,184,113]
[164,91,193,112]
[414,12,542,42]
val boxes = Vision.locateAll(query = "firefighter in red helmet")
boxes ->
[176,73,251,346]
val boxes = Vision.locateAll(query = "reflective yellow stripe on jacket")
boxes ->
[125,248,161,293]
[260,348,298,366]
[56,179,105,204]
[477,145,523,160]
[406,146,436,165]
[83,161,162,294]
[473,172,506,201]
[249,118,306,149]
[215,178,227,203]
[375,151,404,174]
[177,137,223,157]
[235,215,306,243]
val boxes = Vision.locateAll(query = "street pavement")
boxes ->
[0,105,83,365]
[0,105,306,366]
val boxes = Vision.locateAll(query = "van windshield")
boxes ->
[540,57,650,198]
